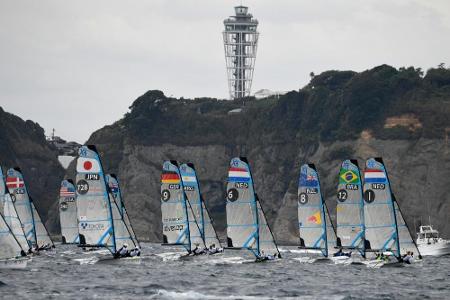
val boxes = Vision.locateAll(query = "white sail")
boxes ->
[0,167,5,214]
[161,160,204,252]
[105,174,140,247]
[30,202,54,248]
[6,168,36,247]
[180,163,221,249]
[336,159,365,255]
[298,164,336,257]
[3,193,29,251]
[76,145,115,252]
[0,212,25,260]
[256,197,280,257]
[226,157,280,258]
[59,180,79,244]
[393,198,421,258]
[363,158,400,259]
[109,192,136,250]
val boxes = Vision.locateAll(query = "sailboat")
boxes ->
[1,167,30,252]
[179,163,222,253]
[6,168,54,251]
[393,194,422,261]
[225,157,281,262]
[105,174,140,248]
[59,179,79,244]
[334,159,365,263]
[160,160,206,256]
[297,164,336,261]
[0,211,29,269]
[76,145,138,259]
[362,157,402,267]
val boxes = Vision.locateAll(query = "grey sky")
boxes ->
[0,0,449,143]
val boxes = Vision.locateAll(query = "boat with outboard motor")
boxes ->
[225,157,281,262]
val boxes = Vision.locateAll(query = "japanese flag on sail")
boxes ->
[228,167,250,182]
[76,157,101,173]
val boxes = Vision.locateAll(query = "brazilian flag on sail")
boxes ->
[339,169,359,184]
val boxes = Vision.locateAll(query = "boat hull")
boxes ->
[418,241,450,256]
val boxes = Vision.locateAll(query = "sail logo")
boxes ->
[299,172,318,187]
[60,185,76,197]
[228,167,250,182]
[77,158,101,173]
[307,211,322,224]
[339,170,359,184]
[6,177,24,189]
[79,222,105,231]
[161,172,180,184]
[181,175,196,183]
[364,169,387,184]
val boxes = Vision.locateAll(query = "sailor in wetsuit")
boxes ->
[130,246,141,257]
[115,243,129,258]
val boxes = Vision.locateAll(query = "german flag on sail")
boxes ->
[161,171,180,184]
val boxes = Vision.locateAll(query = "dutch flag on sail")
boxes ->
[228,167,250,182]
[364,169,387,183]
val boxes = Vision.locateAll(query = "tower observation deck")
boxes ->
[223,6,259,100]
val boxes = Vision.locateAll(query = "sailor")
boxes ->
[334,248,344,257]
[130,246,141,257]
[402,251,413,264]
[208,244,217,255]
[116,243,129,257]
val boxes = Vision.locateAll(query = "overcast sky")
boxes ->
[0,0,449,143]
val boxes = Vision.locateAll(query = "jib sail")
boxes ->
[393,196,421,258]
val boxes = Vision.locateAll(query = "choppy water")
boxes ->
[0,243,449,299]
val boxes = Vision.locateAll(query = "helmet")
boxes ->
[123,243,128,248]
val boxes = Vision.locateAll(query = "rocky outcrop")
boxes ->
[0,107,65,234]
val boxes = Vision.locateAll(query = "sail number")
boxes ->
[298,192,308,205]
[234,182,248,189]
[85,173,100,180]
[161,189,171,202]
[337,189,348,202]
[183,186,195,191]
[227,188,239,202]
[371,183,385,190]
[364,189,375,203]
[76,180,89,195]
[164,225,184,232]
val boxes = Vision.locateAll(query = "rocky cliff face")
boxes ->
[0,107,65,233]
[75,65,450,243]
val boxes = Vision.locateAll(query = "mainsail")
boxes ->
[226,157,280,258]
[59,179,79,244]
[105,174,140,248]
[363,158,400,258]
[76,145,115,252]
[179,163,221,249]
[3,193,30,251]
[393,196,421,258]
[30,201,54,248]
[298,164,336,257]
[336,159,365,256]
[161,160,204,252]
[0,167,5,213]
[6,168,36,247]
[0,212,25,260]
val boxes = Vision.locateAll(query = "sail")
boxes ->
[336,159,365,254]
[226,157,259,255]
[76,145,115,252]
[109,191,136,250]
[30,201,54,248]
[393,197,421,258]
[0,213,24,260]
[3,193,29,251]
[6,168,36,247]
[256,196,280,257]
[59,180,79,244]
[298,164,336,257]
[105,174,140,247]
[363,158,400,258]
[180,163,221,248]
[0,167,5,213]
[161,160,192,251]
[201,199,221,248]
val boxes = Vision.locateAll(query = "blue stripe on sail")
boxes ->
[364,178,387,183]
[227,177,250,182]
[243,230,258,248]
[366,224,396,229]
[72,236,80,243]
[175,227,188,244]
[312,233,326,248]
[97,226,112,245]
[350,230,365,247]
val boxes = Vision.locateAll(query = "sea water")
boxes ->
[0,243,449,299]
